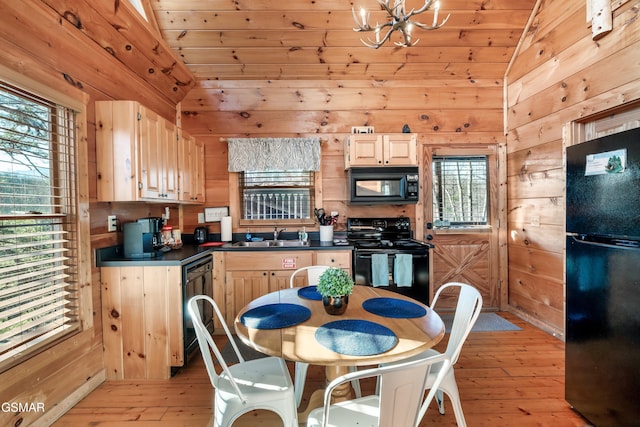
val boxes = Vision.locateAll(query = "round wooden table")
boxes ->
[234,285,445,417]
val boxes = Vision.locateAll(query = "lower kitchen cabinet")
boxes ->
[222,251,313,327]
[100,265,183,380]
[315,251,351,270]
[217,249,352,328]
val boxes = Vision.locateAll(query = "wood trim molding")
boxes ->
[35,369,105,426]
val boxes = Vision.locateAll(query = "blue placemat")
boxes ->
[315,319,398,356]
[362,297,427,319]
[298,285,322,301]
[240,303,311,329]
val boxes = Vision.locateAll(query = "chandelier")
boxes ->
[353,0,450,48]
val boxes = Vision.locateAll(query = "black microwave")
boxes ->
[349,167,419,205]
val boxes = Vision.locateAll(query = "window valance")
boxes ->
[227,137,321,172]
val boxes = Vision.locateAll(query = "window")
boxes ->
[432,156,488,226]
[0,81,79,368]
[240,170,315,220]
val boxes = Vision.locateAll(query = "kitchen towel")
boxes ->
[394,254,413,287]
[371,253,389,287]
[221,216,232,242]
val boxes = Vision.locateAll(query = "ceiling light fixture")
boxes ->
[353,0,450,48]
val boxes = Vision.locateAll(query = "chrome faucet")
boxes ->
[273,226,287,241]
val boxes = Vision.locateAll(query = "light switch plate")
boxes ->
[204,206,229,222]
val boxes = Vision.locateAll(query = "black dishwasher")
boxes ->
[178,255,214,373]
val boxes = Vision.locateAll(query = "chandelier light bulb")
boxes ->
[360,7,367,27]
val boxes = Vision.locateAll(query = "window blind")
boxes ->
[432,156,488,225]
[0,81,79,368]
[239,170,315,220]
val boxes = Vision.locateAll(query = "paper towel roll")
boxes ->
[221,216,233,242]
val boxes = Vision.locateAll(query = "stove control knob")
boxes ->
[396,218,409,229]
[426,234,433,240]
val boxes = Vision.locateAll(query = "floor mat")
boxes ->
[439,312,522,333]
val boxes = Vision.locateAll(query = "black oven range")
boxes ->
[347,217,434,304]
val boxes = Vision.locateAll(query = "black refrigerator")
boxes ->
[565,126,640,426]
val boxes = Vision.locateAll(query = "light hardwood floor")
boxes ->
[54,312,591,426]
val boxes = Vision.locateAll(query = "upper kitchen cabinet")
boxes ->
[345,133,417,168]
[178,129,205,204]
[96,100,178,202]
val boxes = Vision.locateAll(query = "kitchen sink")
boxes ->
[231,241,271,247]
[272,240,309,247]
[230,240,309,247]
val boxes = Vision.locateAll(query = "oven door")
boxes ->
[353,249,430,304]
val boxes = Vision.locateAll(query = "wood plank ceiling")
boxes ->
[145,0,538,82]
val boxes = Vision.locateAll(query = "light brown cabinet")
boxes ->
[345,133,417,168]
[100,264,183,380]
[218,249,352,328]
[178,129,205,204]
[223,251,313,327]
[96,100,179,202]
[315,251,352,270]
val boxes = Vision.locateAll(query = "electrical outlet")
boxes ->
[107,215,117,232]
[197,212,205,224]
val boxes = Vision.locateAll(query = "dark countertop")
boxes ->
[96,240,354,267]
[96,244,216,267]
[219,240,353,251]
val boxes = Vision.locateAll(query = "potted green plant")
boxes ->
[316,267,354,315]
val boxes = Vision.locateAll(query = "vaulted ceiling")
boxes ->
[145,0,537,82]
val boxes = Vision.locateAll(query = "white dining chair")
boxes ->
[382,281,483,427]
[288,265,330,407]
[288,265,363,407]
[289,265,331,289]
[307,353,452,427]
[187,295,298,427]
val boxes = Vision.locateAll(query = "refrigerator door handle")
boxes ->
[567,234,640,249]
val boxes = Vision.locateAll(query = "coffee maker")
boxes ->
[123,217,164,258]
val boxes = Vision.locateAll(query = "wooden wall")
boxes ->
[180,79,507,235]
[4,0,637,422]
[505,0,640,335]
